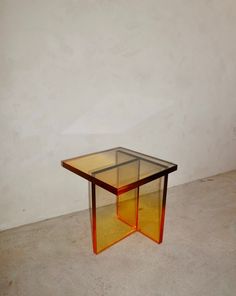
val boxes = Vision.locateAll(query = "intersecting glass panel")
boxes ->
[91,159,139,253]
[138,177,164,242]
[98,187,132,252]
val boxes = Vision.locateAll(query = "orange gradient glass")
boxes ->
[62,147,177,254]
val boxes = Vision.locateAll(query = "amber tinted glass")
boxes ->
[91,160,139,253]
[92,185,136,253]
[62,147,176,254]
[116,159,139,227]
[117,189,138,228]
[66,149,136,176]
[63,147,175,191]
[66,150,116,174]
[138,177,164,242]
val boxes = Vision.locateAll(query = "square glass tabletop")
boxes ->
[62,147,177,195]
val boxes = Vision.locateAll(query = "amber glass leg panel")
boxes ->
[117,188,138,228]
[116,156,139,228]
[138,175,168,243]
[90,183,136,254]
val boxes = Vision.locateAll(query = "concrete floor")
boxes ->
[0,170,236,296]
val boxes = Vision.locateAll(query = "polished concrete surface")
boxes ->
[1,170,236,296]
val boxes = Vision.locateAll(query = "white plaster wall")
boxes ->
[0,0,236,230]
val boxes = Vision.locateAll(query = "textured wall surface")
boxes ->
[0,0,236,230]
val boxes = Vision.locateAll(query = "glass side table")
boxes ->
[61,147,177,254]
